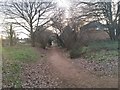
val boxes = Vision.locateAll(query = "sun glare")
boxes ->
[55,0,71,18]
[56,0,71,9]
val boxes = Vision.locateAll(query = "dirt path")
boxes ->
[21,47,118,88]
[47,47,118,88]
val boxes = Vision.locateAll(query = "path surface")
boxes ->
[22,47,118,88]
[47,47,118,88]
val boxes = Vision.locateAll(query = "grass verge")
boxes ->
[70,40,118,61]
[2,45,39,88]
[83,40,118,62]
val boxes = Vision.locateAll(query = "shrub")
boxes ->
[70,47,88,59]
[35,30,53,49]
[70,48,80,58]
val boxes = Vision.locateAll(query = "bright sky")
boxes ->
[56,0,71,8]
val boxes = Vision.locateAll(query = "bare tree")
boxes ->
[3,0,55,47]
[2,22,17,46]
[116,1,120,39]
[51,8,66,33]
[74,0,120,40]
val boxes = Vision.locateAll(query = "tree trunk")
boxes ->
[31,32,35,47]
[10,37,13,46]
[30,19,35,47]
[10,24,13,46]
[109,28,116,40]
[107,22,116,40]
[116,16,120,40]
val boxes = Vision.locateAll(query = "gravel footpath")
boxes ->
[21,47,118,88]
[21,48,71,88]
[21,60,61,88]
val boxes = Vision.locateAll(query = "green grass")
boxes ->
[70,40,118,61]
[82,40,118,62]
[87,40,118,51]
[4,45,38,62]
[2,45,39,88]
